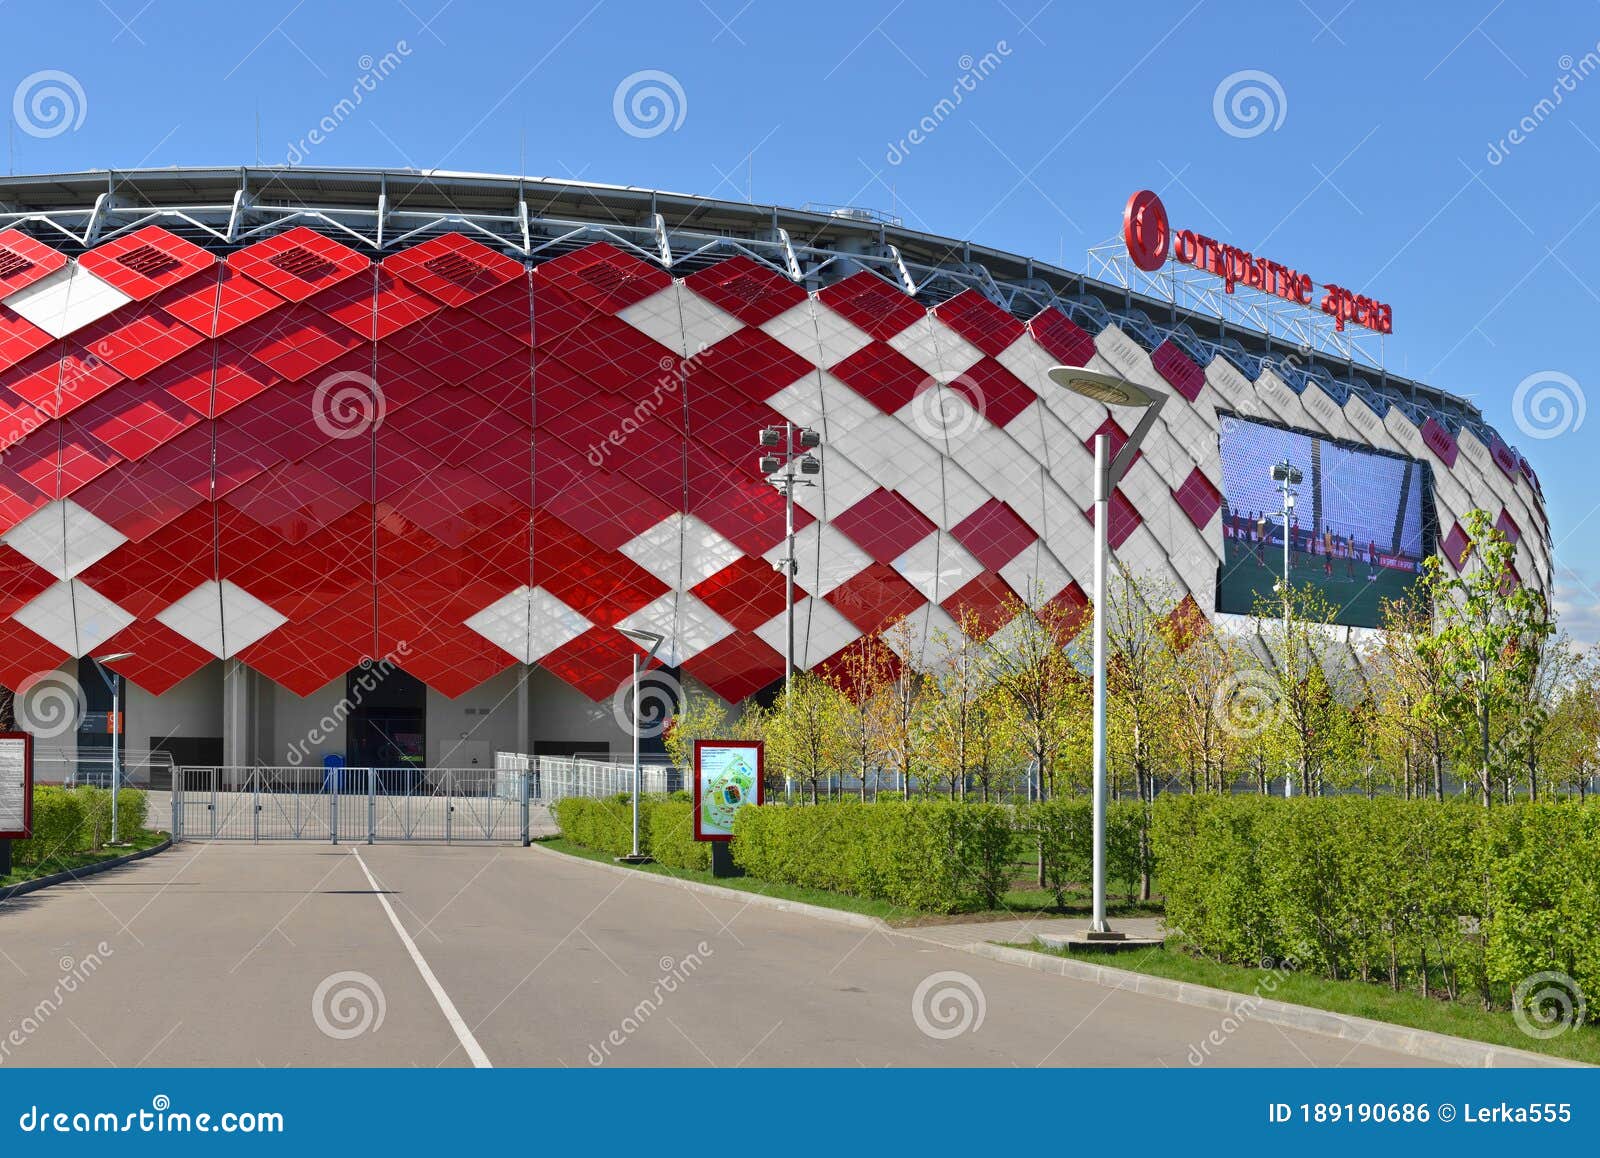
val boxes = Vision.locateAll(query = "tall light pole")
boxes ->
[1046,367,1167,939]
[616,627,663,863]
[89,652,135,844]
[1270,460,1302,798]
[760,423,820,803]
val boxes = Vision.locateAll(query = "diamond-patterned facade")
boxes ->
[0,224,1547,713]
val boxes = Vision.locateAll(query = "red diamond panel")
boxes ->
[826,561,925,634]
[832,488,936,565]
[225,304,363,383]
[532,242,671,315]
[99,618,213,696]
[683,632,785,702]
[691,555,787,631]
[1151,339,1205,403]
[1441,520,1470,570]
[817,271,923,340]
[385,232,525,308]
[1029,307,1096,366]
[694,325,813,401]
[229,226,370,303]
[0,544,54,616]
[1046,581,1090,643]
[1084,415,1135,465]
[4,345,125,419]
[0,229,68,298]
[952,498,1037,571]
[533,510,664,627]
[936,289,1024,356]
[314,266,441,340]
[540,626,651,700]
[240,592,376,697]
[0,306,53,371]
[829,342,929,413]
[1172,466,1223,529]
[79,226,215,300]
[941,570,1018,639]
[813,634,901,700]
[0,618,68,692]
[78,306,205,380]
[951,357,1034,428]
[1082,489,1143,551]
[685,255,806,327]
[71,456,203,542]
[158,264,285,338]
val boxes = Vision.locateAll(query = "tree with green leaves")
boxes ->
[1424,508,1553,807]
[763,672,850,804]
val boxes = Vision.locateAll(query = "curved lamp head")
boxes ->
[1047,366,1161,408]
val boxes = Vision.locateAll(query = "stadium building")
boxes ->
[0,168,1552,773]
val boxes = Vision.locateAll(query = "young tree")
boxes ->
[1374,584,1454,800]
[1250,583,1352,797]
[870,618,929,797]
[764,672,850,803]
[827,635,898,799]
[1425,508,1553,807]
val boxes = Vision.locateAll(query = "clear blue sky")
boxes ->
[8,0,1600,634]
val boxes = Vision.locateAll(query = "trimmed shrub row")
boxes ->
[732,800,1012,913]
[1151,796,1600,1019]
[1017,798,1147,904]
[11,786,150,869]
[551,794,656,858]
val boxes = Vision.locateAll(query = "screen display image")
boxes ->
[1215,414,1433,628]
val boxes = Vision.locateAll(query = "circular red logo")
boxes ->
[1122,189,1170,272]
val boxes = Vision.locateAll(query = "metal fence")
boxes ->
[514,754,681,804]
[34,748,176,790]
[172,766,531,844]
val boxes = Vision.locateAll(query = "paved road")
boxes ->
[0,842,1431,1068]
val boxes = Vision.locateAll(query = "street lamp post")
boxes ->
[89,652,135,844]
[759,422,820,804]
[1046,368,1167,939]
[616,627,663,863]
[1270,460,1302,798]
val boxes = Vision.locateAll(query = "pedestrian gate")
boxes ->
[172,766,531,843]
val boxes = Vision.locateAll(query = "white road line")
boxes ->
[352,848,493,1069]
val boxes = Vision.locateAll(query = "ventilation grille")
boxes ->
[577,262,627,294]
[422,251,497,290]
[267,246,338,283]
[116,244,182,279]
[716,273,768,306]
[0,248,34,280]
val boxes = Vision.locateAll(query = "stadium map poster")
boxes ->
[693,740,763,842]
[0,731,34,876]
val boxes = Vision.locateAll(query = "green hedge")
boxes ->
[732,800,1012,913]
[1018,798,1145,905]
[1151,796,1600,1019]
[647,801,711,872]
[11,786,150,868]
[553,794,657,858]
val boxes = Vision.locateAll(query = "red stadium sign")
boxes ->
[1121,190,1393,334]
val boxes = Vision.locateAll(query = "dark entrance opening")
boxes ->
[346,666,427,789]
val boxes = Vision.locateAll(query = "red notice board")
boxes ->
[0,731,34,840]
[693,739,763,842]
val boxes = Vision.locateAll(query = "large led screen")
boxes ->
[1216,414,1433,628]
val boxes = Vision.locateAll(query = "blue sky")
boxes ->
[7,0,1600,633]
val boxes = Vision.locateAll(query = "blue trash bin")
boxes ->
[322,754,345,793]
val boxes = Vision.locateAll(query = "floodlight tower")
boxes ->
[1269,459,1302,797]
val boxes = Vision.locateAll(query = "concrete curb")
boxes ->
[964,941,1582,1069]
[526,841,887,931]
[0,836,173,902]
[529,841,1582,1069]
